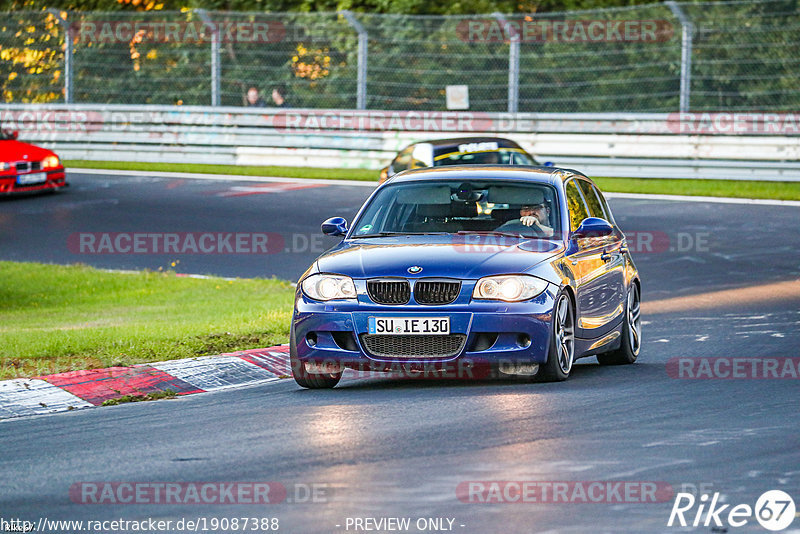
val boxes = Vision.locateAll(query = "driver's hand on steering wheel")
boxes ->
[519,216,554,237]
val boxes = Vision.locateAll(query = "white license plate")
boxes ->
[17,172,47,185]
[368,316,450,335]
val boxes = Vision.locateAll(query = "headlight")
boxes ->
[42,155,60,169]
[301,274,357,301]
[0,162,9,172]
[472,275,548,302]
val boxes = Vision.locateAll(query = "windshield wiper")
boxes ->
[351,231,450,238]
[455,230,531,238]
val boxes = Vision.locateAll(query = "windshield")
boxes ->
[434,149,534,166]
[351,179,561,239]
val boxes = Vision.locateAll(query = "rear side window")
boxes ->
[577,180,606,219]
[592,184,616,225]
[564,180,589,232]
[392,146,414,173]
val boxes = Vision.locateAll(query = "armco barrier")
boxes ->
[2,104,799,181]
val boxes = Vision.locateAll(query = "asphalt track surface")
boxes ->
[1,172,799,533]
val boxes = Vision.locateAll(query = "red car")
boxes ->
[1,129,67,194]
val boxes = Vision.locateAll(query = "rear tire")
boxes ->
[597,283,641,366]
[536,291,575,382]
[290,325,342,389]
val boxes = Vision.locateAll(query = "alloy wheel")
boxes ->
[627,285,642,355]
[554,295,575,374]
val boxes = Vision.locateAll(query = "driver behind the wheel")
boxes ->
[497,190,554,237]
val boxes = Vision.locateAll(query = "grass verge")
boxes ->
[592,177,800,201]
[102,390,177,406]
[0,262,294,380]
[65,160,800,201]
[65,160,377,181]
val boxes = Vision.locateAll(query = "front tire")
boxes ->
[537,291,575,382]
[597,283,641,365]
[290,325,342,389]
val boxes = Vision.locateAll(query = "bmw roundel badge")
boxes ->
[407,266,423,274]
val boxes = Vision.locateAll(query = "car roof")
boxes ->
[417,136,523,150]
[386,165,589,187]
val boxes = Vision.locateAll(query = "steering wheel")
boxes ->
[497,220,547,237]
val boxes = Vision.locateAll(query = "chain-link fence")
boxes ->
[1,0,798,112]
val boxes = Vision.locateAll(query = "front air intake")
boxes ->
[360,334,467,359]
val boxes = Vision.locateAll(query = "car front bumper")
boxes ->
[292,285,557,376]
[0,168,67,194]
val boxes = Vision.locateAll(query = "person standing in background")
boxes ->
[271,85,290,108]
[245,87,267,107]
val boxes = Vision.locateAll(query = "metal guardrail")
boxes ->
[2,104,799,181]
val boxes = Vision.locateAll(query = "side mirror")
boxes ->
[10,130,19,140]
[321,217,348,237]
[379,166,389,184]
[572,217,613,239]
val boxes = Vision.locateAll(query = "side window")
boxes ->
[354,202,387,235]
[564,180,589,232]
[592,184,616,225]
[410,157,427,169]
[577,180,605,219]
[392,146,414,173]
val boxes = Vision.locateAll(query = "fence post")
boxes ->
[340,10,368,110]
[196,9,221,106]
[666,1,693,113]
[47,9,72,103]
[493,13,519,114]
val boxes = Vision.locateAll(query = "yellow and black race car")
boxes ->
[379,137,548,183]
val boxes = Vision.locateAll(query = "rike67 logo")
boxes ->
[668,490,796,531]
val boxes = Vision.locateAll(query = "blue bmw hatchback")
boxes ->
[291,166,641,388]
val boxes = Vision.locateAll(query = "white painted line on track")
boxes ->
[0,379,92,420]
[69,168,376,188]
[606,192,800,207]
[70,167,800,206]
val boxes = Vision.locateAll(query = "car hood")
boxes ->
[315,235,563,280]
[0,140,56,162]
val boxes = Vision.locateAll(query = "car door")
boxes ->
[577,179,627,333]
[564,179,622,339]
